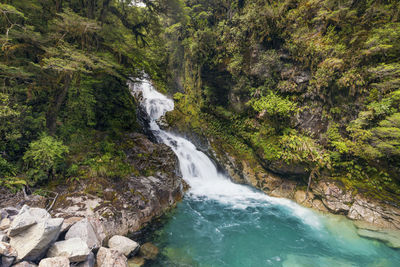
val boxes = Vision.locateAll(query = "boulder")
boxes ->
[60,217,83,234]
[108,235,139,257]
[10,216,63,261]
[8,211,37,237]
[96,247,127,267]
[139,243,158,260]
[12,261,38,267]
[0,241,17,267]
[0,218,11,231]
[0,232,9,242]
[38,256,69,267]
[65,218,101,250]
[2,256,15,267]
[128,257,145,267]
[76,251,95,267]
[0,207,19,220]
[47,238,90,262]
[357,228,400,248]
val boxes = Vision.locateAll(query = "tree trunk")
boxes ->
[46,73,71,135]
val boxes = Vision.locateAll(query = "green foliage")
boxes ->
[23,134,69,184]
[249,91,297,118]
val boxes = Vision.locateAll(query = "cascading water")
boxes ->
[131,79,400,267]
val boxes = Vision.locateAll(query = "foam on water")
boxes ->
[131,79,322,229]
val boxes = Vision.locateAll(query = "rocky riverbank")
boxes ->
[0,205,161,266]
[0,133,186,266]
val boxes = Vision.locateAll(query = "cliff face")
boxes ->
[161,0,400,229]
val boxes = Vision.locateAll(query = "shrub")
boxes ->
[23,134,69,184]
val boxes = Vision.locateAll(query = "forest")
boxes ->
[1,0,400,204]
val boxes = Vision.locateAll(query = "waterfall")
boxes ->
[131,78,322,229]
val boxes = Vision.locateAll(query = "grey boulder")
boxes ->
[10,215,63,261]
[65,218,101,250]
[47,237,90,262]
[108,235,139,257]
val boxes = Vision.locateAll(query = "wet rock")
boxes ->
[47,238,90,262]
[357,229,400,248]
[10,210,63,261]
[108,235,139,257]
[347,195,400,229]
[38,256,69,267]
[294,190,328,212]
[128,256,145,267]
[76,251,95,267]
[12,261,38,267]
[96,247,127,267]
[65,218,101,251]
[0,218,11,231]
[139,243,158,260]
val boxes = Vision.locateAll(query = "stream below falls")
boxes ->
[131,79,400,267]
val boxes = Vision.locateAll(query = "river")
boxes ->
[132,79,400,267]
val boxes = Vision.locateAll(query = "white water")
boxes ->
[131,79,322,229]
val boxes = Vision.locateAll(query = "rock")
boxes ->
[65,218,101,250]
[0,218,11,231]
[76,251,95,267]
[0,232,9,242]
[38,256,69,267]
[139,243,158,260]
[10,214,63,261]
[0,207,19,220]
[8,210,37,237]
[128,257,145,267]
[0,241,17,267]
[108,235,139,257]
[0,241,17,257]
[313,181,353,213]
[96,247,127,267]
[357,229,400,248]
[60,217,83,234]
[347,194,400,229]
[12,261,38,267]
[47,238,90,262]
[2,256,15,267]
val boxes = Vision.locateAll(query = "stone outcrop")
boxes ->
[47,238,90,262]
[108,235,139,257]
[51,133,185,240]
[96,247,127,267]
